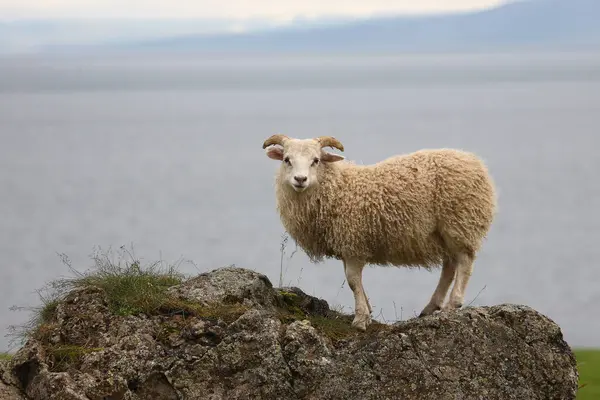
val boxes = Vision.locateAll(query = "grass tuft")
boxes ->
[7,289,63,347]
[48,344,103,372]
[66,258,186,317]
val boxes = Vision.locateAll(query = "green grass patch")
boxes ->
[67,258,186,317]
[0,352,12,361]
[576,349,600,400]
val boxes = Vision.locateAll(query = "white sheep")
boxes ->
[263,134,496,331]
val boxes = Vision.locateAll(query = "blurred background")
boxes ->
[1,0,599,356]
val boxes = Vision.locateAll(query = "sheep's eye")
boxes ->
[284,157,291,165]
[312,158,320,166]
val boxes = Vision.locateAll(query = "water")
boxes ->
[0,52,599,351]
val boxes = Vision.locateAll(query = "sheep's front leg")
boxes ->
[419,256,457,317]
[344,260,373,314]
[344,259,371,331]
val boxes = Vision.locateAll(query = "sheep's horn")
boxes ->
[316,136,344,152]
[262,134,289,149]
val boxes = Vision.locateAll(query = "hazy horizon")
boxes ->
[2,0,600,56]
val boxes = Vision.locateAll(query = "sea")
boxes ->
[0,51,599,351]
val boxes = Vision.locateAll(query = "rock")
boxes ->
[167,267,277,309]
[276,286,331,317]
[165,309,297,399]
[282,320,333,397]
[1,359,27,400]
[304,305,579,400]
[5,266,578,400]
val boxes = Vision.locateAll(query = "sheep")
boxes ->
[262,134,496,331]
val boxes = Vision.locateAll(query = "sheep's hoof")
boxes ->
[352,314,371,331]
[418,303,441,318]
[442,302,463,312]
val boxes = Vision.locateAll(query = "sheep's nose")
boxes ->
[294,175,308,184]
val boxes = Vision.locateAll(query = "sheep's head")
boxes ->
[263,134,345,192]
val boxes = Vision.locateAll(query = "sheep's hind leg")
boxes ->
[443,252,474,312]
[419,257,457,317]
[344,259,371,331]
[366,291,373,314]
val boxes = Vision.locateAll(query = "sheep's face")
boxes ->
[266,138,344,193]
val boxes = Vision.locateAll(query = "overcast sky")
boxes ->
[0,0,506,20]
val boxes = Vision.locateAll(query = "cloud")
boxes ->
[0,0,505,19]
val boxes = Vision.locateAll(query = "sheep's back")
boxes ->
[319,154,445,266]
[275,148,496,267]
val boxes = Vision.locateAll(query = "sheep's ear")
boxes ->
[322,151,344,163]
[266,146,284,161]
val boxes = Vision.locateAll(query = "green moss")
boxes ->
[576,349,600,400]
[278,308,387,342]
[310,314,389,341]
[49,345,102,372]
[279,291,299,301]
[0,353,12,361]
[307,315,356,341]
[158,298,249,324]
[197,303,249,322]
[276,289,387,342]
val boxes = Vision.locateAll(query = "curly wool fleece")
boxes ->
[271,142,496,268]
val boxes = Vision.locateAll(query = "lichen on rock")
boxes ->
[2,266,579,399]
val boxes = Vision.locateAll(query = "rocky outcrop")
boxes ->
[1,359,27,400]
[2,267,578,399]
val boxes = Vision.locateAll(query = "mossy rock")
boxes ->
[274,287,387,342]
[49,345,103,372]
